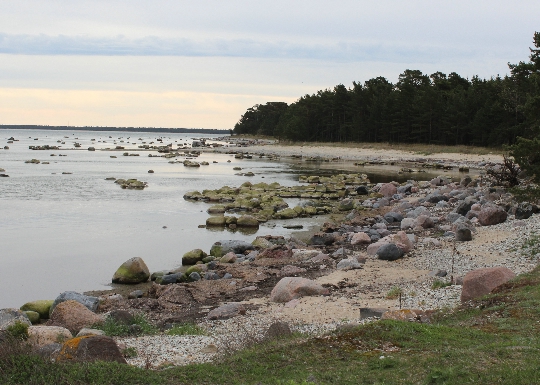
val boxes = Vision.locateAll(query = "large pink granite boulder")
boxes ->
[379,183,397,198]
[461,267,515,302]
[270,277,329,303]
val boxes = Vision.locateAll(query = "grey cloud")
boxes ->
[0,33,479,63]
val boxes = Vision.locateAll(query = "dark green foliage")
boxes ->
[510,136,540,182]
[235,32,540,149]
[5,321,29,340]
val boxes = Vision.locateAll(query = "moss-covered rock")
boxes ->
[252,237,273,249]
[24,311,40,324]
[185,265,205,275]
[276,208,298,219]
[112,257,150,284]
[207,205,226,214]
[206,216,227,226]
[237,215,259,227]
[182,249,208,265]
[20,300,54,319]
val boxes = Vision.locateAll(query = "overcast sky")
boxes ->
[1,1,539,129]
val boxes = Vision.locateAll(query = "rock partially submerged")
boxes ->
[112,257,150,284]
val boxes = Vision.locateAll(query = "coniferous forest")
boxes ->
[234,32,540,148]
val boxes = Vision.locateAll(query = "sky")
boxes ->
[0,1,539,129]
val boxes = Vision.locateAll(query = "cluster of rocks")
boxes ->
[29,145,60,150]
[112,178,148,190]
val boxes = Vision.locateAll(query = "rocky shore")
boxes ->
[1,142,539,370]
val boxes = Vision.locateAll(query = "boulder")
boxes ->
[376,243,405,261]
[355,185,369,195]
[454,224,472,241]
[24,311,40,324]
[515,202,534,220]
[207,205,226,214]
[27,326,73,347]
[270,277,329,303]
[20,300,54,319]
[182,249,207,265]
[455,197,477,216]
[413,215,434,229]
[252,237,273,249]
[111,257,150,284]
[206,216,227,226]
[461,267,516,302]
[400,218,414,230]
[478,204,508,226]
[76,328,105,337]
[384,212,404,223]
[49,300,104,335]
[379,183,397,198]
[57,336,127,364]
[207,303,246,320]
[219,252,237,263]
[264,321,292,340]
[391,231,414,253]
[49,292,99,318]
[107,310,134,325]
[210,240,254,258]
[351,232,371,245]
[337,258,363,270]
[338,199,355,211]
[280,265,307,276]
[0,308,31,330]
[236,215,259,227]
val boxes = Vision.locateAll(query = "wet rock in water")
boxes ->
[237,215,259,227]
[264,321,292,340]
[270,277,329,303]
[50,292,99,316]
[206,216,227,226]
[28,326,73,347]
[207,205,226,214]
[351,232,371,245]
[87,147,95,151]
[112,257,150,284]
[454,224,473,241]
[57,336,127,364]
[376,243,405,261]
[0,309,31,330]
[207,303,246,320]
[182,249,208,265]
[461,267,516,302]
[148,169,154,173]
[20,300,54,319]
[49,300,104,335]
[478,204,507,226]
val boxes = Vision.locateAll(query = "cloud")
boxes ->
[0,32,478,64]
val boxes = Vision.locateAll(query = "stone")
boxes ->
[20,300,54,319]
[455,197,477,216]
[376,243,405,261]
[57,336,127,364]
[455,224,473,241]
[351,232,371,245]
[413,215,434,229]
[355,185,369,195]
[252,237,273,249]
[428,269,448,278]
[264,321,292,340]
[189,272,201,281]
[258,245,293,259]
[128,290,144,299]
[219,252,237,263]
[27,326,73,347]
[111,257,150,284]
[461,267,515,302]
[379,183,397,198]
[280,265,307,276]
[515,202,534,220]
[24,311,40,324]
[204,272,220,280]
[0,308,32,330]
[207,303,246,320]
[391,231,414,253]
[381,309,418,321]
[270,277,329,303]
[237,215,259,227]
[207,205,226,214]
[49,300,104,335]
[76,328,105,337]
[338,198,355,211]
[400,217,414,230]
[50,292,99,317]
[337,258,363,270]
[210,240,254,258]
[478,204,508,226]
[107,310,134,325]
[206,216,227,226]
[156,274,180,285]
[182,249,208,265]
[383,212,403,223]
[36,343,62,361]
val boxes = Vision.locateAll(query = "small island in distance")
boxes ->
[0,124,230,135]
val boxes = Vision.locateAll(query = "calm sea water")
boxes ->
[0,129,469,308]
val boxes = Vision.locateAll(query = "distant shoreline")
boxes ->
[0,125,230,135]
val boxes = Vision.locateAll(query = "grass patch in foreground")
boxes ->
[166,323,207,336]
[4,267,540,384]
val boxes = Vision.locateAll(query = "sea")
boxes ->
[0,129,469,308]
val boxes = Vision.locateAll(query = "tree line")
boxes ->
[234,32,540,149]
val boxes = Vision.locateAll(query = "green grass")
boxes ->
[521,234,540,258]
[5,267,540,383]
[93,313,158,337]
[385,286,403,299]
[165,323,207,336]
[432,279,453,289]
